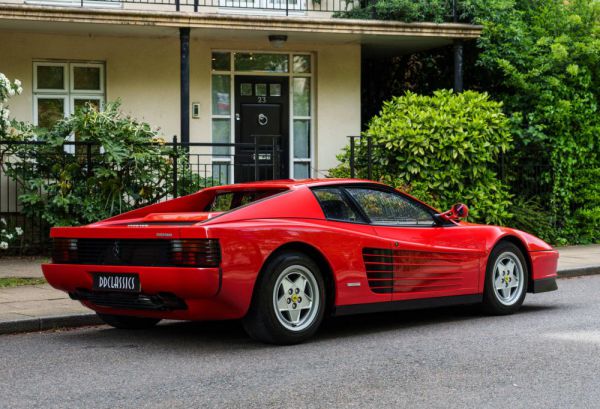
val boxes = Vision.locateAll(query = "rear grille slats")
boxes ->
[363,248,466,294]
[53,238,221,267]
[78,240,171,266]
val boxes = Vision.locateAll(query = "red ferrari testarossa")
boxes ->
[43,179,558,344]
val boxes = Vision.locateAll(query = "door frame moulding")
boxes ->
[210,50,315,182]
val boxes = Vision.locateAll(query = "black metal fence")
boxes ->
[0,137,281,253]
[346,135,555,200]
[34,0,465,19]
[61,0,363,14]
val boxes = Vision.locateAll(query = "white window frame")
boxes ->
[33,62,68,93]
[33,95,69,127]
[211,50,315,181]
[70,63,105,95]
[33,61,106,153]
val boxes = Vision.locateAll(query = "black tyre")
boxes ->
[242,251,326,345]
[482,242,528,315]
[97,313,161,329]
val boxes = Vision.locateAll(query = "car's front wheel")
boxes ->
[242,251,325,345]
[482,242,528,315]
[97,313,161,329]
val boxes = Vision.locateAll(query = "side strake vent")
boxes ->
[362,247,469,294]
[362,248,395,294]
[52,238,221,268]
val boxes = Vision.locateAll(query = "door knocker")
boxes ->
[258,113,269,126]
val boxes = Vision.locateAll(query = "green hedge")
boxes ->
[331,90,513,226]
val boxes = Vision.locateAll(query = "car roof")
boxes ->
[201,179,383,192]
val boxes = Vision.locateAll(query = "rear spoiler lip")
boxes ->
[49,225,210,240]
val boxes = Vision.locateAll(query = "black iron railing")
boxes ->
[346,135,555,201]
[57,0,363,14]
[0,137,281,253]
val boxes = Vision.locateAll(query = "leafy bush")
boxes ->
[569,168,600,244]
[473,0,600,242]
[0,217,23,251]
[338,0,450,22]
[3,102,208,227]
[330,90,513,225]
[0,73,23,138]
[505,198,555,242]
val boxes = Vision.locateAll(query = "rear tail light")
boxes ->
[52,238,78,264]
[170,239,221,267]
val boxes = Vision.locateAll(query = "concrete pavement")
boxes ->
[0,244,599,335]
[0,256,48,278]
[0,284,100,333]
[556,244,600,277]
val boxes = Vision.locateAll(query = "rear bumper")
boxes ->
[531,277,558,293]
[42,263,226,320]
[43,264,221,298]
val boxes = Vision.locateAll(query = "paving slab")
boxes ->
[0,284,89,318]
[0,257,47,278]
[557,244,600,272]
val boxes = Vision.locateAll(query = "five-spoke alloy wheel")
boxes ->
[273,265,320,332]
[492,252,525,306]
[243,251,325,345]
[482,242,528,315]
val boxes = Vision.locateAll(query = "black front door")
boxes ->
[234,75,289,182]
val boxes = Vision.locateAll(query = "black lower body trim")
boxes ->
[530,277,558,294]
[333,294,483,317]
[70,289,188,311]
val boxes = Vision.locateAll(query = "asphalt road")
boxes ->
[1,276,600,409]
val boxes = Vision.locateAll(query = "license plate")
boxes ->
[93,273,140,292]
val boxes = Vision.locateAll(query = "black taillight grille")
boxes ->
[170,239,221,267]
[52,238,79,264]
[52,238,220,268]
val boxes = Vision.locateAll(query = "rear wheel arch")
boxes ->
[256,242,336,316]
[491,236,533,293]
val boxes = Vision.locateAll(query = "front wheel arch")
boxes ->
[491,236,534,293]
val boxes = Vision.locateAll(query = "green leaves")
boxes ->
[331,90,514,225]
[473,0,600,243]
[3,101,212,227]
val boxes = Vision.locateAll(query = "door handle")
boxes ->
[235,113,240,121]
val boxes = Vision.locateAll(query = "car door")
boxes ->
[311,187,393,305]
[343,186,484,302]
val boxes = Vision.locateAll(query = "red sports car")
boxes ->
[43,179,558,344]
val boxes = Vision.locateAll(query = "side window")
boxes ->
[313,188,361,222]
[345,188,433,226]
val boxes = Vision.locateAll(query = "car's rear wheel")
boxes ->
[482,242,528,315]
[242,251,325,345]
[97,313,161,329]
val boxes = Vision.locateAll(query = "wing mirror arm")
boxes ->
[434,203,469,225]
